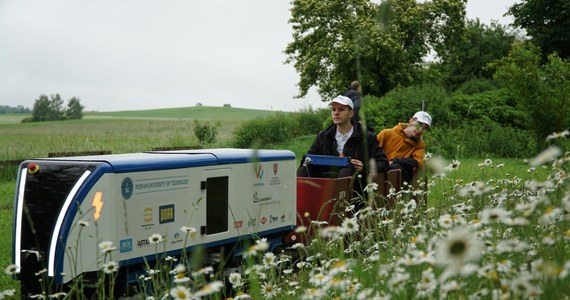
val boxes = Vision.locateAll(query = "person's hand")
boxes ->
[351,159,363,172]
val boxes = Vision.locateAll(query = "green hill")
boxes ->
[85,106,279,121]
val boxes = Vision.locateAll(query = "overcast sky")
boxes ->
[0,0,517,112]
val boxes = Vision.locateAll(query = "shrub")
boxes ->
[454,78,498,95]
[193,120,220,145]
[231,110,328,148]
[289,107,329,136]
[428,122,536,159]
[364,84,448,131]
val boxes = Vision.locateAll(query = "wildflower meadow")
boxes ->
[2,137,570,299]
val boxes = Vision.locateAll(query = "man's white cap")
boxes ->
[413,111,432,127]
[330,95,353,109]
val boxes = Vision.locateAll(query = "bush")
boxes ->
[428,121,536,159]
[231,110,328,148]
[364,84,448,131]
[454,78,498,95]
[193,120,220,145]
[290,107,329,135]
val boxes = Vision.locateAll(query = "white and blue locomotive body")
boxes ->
[12,149,296,291]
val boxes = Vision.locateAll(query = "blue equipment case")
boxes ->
[302,154,350,167]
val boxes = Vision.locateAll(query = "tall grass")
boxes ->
[0,119,227,160]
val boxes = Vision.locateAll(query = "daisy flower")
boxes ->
[261,282,280,299]
[98,241,116,254]
[539,207,562,225]
[180,226,196,233]
[387,271,410,292]
[263,252,277,267]
[364,182,378,193]
[148,233,163,244]
[170,286,192,300]
[102,261,119,274]
[255,238,269,252]
[415,268,436,297]
[194,281,224,298]
[435,228,482,270]
[529,145,561,166]
[229,272,243,288]
[339,217,360,235]
[479,207,509,224]
[319,226,341,240]
[4,264,19,275]
[309,272,331,287]
[293,226,307,235]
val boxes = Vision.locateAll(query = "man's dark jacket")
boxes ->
[302,122,389,178]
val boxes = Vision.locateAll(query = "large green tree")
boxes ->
[32,95,51,122]
[285,0,466,100]
[508,0,570,59]
[492,42,570,143]
[65,97,85,120]
[434,20,518,90]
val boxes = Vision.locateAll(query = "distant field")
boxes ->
[1,106,277,122]
[0,106,281,160]
[0,115,26,124]
[85,106,278,121]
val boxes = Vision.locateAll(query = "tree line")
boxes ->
[0,105,31,114]
[285,0,570,155]
[22,94,85,122]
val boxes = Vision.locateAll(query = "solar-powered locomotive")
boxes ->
[12,149,297,296]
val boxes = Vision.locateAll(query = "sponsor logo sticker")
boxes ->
[171,232,183,245]
[120,238,132,253]
[253,192,272,203]
[254,164,265,187]
[143,207,153,223]
[159,204,175,224]
[269,215,278,223]
[247,218,257,227]
[137,239,150,248]
[234,220,243,228]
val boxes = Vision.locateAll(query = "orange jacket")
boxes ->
[376,123,426,167]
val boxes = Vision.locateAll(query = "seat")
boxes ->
[285,176,353,244]
[370,169,402,208]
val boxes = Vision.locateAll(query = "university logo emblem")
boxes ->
[121,177,133,199]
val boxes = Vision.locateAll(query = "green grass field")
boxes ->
[85,106,277,120]
[0,109,568,299]
[0,106,280,161]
